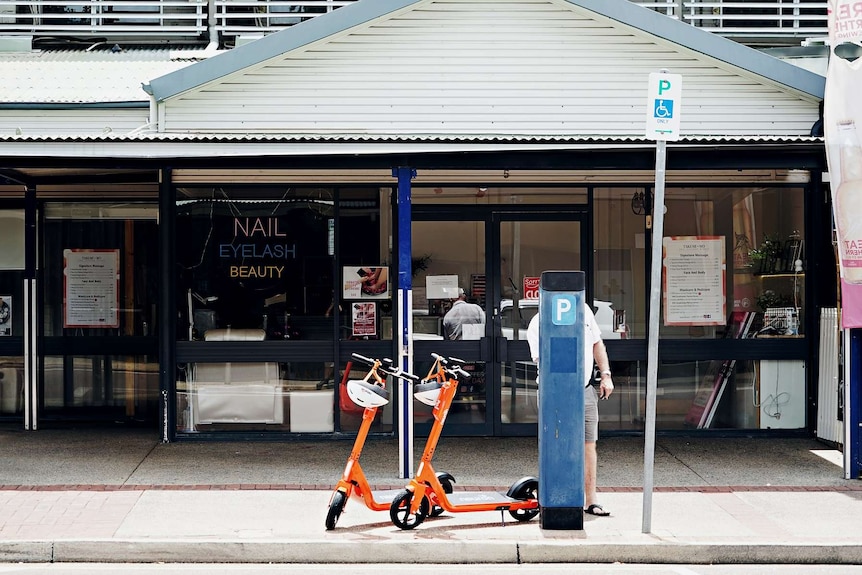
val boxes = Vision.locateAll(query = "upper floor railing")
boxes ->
[641,0,827,43]
[0,0,828,48]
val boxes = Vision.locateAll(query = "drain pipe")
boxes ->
[207,0,219,48]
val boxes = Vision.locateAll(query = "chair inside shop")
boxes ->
[191,329,284,424]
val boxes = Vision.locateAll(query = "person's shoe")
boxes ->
[585,504,610,517]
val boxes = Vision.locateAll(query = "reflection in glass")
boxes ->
[411,358,487,426]
[42,355,158,417]
[176,360,363,433]
[595,359,803,432]
[0,357,24,417]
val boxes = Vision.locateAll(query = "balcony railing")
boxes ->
[0,0,827,47]
[635,0,827,43]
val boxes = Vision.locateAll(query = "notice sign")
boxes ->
[0,295,10,336]
[64,249,120,328]
[351,302,377,337]
[342,266,390,300]
[662,236,726,326]
[646,72,682,141]
[523,277,540,300]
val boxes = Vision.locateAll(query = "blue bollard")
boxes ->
[538,270,585,530]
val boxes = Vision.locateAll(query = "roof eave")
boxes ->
[143,0,421,101]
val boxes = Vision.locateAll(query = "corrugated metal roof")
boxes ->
[0,49,207,104]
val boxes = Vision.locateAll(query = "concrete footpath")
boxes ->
[1,428,861,565]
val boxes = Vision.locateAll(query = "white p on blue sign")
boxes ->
[551,294,578,325]
[646,72,682,141]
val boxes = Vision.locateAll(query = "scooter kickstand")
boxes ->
[500,509,505,527]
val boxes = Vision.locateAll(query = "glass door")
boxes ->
[411,215,491,435]
[39,202,160,426]
[491,214,585,435]
[410,208,586,436]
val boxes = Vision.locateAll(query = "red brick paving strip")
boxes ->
[1,484,861,492]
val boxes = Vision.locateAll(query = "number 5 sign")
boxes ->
[646,72,682,141]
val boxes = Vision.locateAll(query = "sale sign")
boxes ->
[523,277,540,300]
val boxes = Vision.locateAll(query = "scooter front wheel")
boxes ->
[325,490,347,530]
[390,489,429,530]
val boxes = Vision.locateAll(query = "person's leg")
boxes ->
[585,440,598,507]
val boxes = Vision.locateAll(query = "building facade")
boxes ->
[0,0,836,444]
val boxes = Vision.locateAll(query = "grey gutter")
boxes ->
[566,0,825,99]
[143,0,419,100]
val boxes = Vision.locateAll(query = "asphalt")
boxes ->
[0,427,860,565]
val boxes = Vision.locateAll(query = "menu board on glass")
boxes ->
[63,249,120,328]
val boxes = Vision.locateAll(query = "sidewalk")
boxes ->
[1,428,861,564]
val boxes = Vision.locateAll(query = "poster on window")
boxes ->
[64,249,120,328]
[662,236,726,326]
[426,275,459,299]
[0,295,10,336]
[352,302,377,337]
[342,266,389,299]
[825,0,862,327]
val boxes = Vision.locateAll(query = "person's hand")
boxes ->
[599,375,614,400]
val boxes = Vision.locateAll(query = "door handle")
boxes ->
[495,336,508,363]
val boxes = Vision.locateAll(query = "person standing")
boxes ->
[527,301,614,517]
[442,287,484,340]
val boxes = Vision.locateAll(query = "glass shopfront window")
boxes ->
[597,358,805,431]
[0,209,24,420]
[174,186,391,435]
[593,185,808,432]
[176,187,336,341]
[593,186,806,341]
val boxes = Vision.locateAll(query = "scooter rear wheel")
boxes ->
[508,480,539,522]
[325,490,347,530]
[390,489,429,530]
[430,472,455,517]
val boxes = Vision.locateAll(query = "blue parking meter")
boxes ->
[538,270,585,530]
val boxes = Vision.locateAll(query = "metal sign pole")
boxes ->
[642,69,681,533]
[642,138,666,533]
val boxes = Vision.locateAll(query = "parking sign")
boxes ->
[646,72,682,141]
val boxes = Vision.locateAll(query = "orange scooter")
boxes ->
[389,353,539,530]
[325,353,454,530]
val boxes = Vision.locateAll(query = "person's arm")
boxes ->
[593,338,614,399]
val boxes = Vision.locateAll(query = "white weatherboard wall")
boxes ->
[160,0,819,136]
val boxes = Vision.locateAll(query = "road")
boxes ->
[2,565,862,575]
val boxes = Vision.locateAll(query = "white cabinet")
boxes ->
[758,360,805,429]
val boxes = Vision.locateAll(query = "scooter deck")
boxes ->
[354,488,402,504]
[446,491,525,506]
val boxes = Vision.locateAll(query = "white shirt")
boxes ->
[442,299,485,340]
[526,302,602,387]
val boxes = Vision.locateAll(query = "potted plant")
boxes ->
[749,234,783,274]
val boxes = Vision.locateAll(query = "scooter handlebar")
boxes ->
[350,353,420,382]
[380,364,421,382]
[447,364,471,379]
[350,353,376,366]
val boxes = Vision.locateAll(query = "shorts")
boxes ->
[585,384,598,443]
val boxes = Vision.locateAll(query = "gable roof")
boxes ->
[143,0,824,103]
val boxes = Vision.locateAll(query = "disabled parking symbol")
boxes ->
[654,99,673,119]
